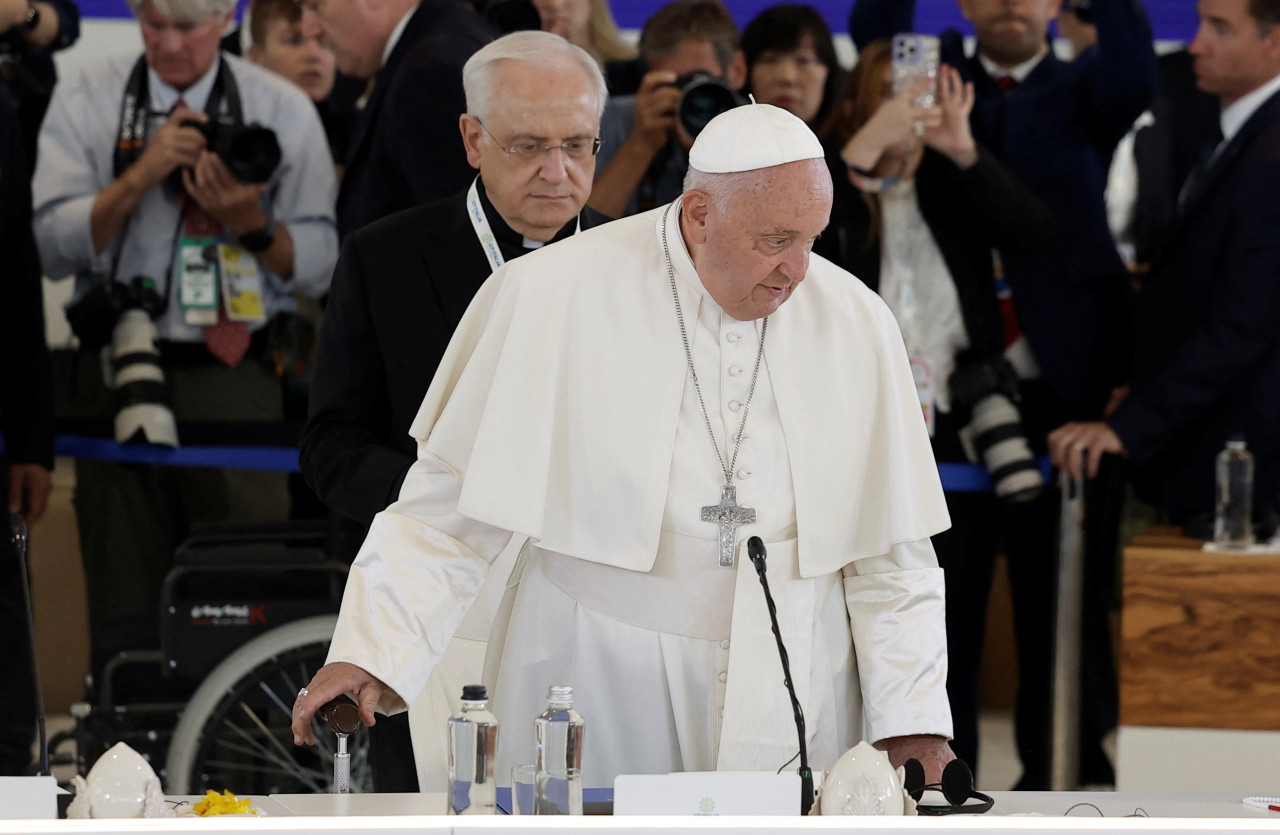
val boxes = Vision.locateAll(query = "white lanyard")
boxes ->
[466,176,583,274]
[467,178,507,273]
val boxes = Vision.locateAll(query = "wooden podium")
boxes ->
[1116,526,1280,790]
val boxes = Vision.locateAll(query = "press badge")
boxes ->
[178,240,219,326]
[217,244,267,323]
[910,355,937,437]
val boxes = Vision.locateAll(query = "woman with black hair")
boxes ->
[741,4,842,129]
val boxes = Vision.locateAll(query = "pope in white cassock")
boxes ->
[292,104,958,787]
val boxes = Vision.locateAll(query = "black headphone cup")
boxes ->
[902,758,926,800]
[940,758,974,805]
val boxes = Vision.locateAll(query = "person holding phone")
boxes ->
[815,39,1056,782]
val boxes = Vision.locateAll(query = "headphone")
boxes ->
[902,758,994,815]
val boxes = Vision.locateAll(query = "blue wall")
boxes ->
[79,0,1201,43]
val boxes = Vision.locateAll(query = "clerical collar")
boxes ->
[978,46,1047,86]
[148,56,220,114]
[475,178,579,260]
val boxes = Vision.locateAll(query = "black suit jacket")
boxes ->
[301,186,606,554]
[851,0,1158,413]
[0,86,54,470]
[1108,89,1280,518]
[1130,50,1221,267]
[336,0,495,238]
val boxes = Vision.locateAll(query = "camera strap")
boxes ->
[112,52,245,180]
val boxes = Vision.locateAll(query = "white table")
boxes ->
[7,792,1280,832]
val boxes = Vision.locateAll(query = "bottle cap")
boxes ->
[547,684,573,706]
[461,684,488,702]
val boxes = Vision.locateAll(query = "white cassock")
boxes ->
[328,201,954,788]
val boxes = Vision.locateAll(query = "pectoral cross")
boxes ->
[701,484,756,567]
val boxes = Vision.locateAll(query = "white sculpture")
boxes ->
[818,741,916,816]
[66,742,174,819]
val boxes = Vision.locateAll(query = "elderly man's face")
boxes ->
[298,0,382,80]
[460,60,601,242]
[959,0,1061,67]
[683,158,832,322]
[139,1,231,90]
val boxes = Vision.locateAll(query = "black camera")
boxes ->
[183,117,282,184]
[950,357,1043,503]
[66,277,179,447]
[673,71,747,139]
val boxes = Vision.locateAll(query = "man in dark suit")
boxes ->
[0,86,54,775]
[300,30,608,792]
[299,0,494,237]
[850,0,1157,789]
[1052,0,1280,537]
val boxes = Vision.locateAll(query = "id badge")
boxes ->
[178,238,219,326]
[217,244,267,324]
[910,355,937,437]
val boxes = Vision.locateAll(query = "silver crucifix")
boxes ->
[701,484,756,567]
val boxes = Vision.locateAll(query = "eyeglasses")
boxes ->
[476,119,601,163]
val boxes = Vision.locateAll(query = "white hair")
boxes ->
[682,167,761,213]
[462,31,608,124]
[128,0,236,23]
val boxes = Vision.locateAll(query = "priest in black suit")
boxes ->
[300,30,608,791]
[299,0,495,238]
[1052,0,1280,530]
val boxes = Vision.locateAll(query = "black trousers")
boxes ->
[0,459,37,775]
[933,382,1121,789]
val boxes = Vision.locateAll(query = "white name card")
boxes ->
[0,776,58,819]
[613,771,799,816]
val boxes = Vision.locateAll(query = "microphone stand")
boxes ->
[746,536,813,815]
[10,513,49,776]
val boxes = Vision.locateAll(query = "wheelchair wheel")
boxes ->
[165,615,372,794]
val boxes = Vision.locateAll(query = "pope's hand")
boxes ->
[291,662,387,746]
[876,734,956,786]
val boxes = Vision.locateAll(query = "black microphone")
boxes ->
[746,536,813,815]
[10,513,49,776]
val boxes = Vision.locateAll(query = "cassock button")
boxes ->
[719,708,725,717]
[725,332,742,344]
[736,469,752,480]
[728,364,744,377]
[720,639,730,650]
[728,400,741,412]
[718,671,728,683]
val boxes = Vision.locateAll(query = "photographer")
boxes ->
[589,0,744,218]
[31,0,336,682]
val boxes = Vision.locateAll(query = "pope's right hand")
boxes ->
[131,106,208,190]
[291,661,387,746]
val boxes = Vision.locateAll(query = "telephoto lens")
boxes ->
[964,393,1042,502]
[110,277,179,447]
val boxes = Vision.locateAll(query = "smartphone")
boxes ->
[891,33,940,108]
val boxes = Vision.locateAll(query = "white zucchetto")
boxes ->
[687,103,825,174]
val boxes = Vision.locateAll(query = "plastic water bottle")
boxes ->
[1214,436,1254,549]
[447,684,498,815]
[534,684,585,815]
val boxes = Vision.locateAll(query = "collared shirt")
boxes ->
[33,52,339,343]
[147,60,217,113]
[1220,70,1280,143]
[381,3,417,68]
[978,45,1049,85]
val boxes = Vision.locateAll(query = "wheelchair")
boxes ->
[65,519,373,795]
